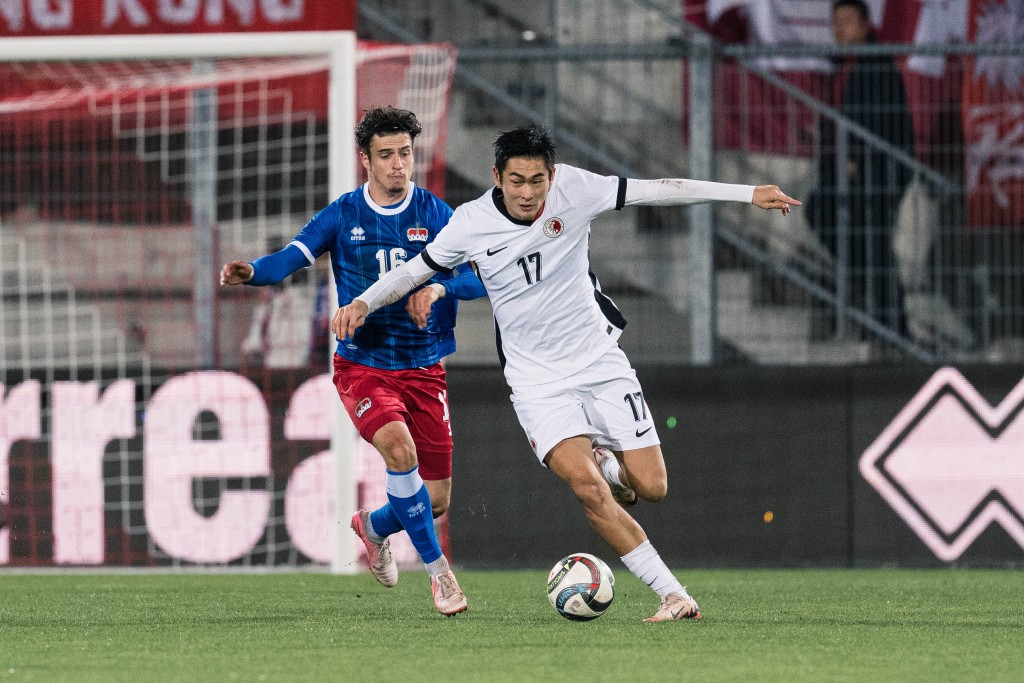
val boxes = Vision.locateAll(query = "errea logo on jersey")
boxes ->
[350,227,366,241]
[407,226,429,242]
[543,217,564,238]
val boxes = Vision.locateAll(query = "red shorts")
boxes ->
[332,356,453,480]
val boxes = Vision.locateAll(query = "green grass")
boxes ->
[2,569,1023,682]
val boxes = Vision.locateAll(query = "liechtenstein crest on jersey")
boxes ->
[543,217,564,238]
[406,226,429,242]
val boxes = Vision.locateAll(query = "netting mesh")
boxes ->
[0,42,456,569]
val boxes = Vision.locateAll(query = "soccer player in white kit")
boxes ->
[334,124,800,621]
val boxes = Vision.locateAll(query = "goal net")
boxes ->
[0,33,457,571]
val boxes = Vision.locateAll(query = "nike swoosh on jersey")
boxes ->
[635,426,653,438]
[486,245,509,256]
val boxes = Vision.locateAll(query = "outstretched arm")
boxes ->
[219,243,312,287]
[332,252,439,340]
[624,179,800,215]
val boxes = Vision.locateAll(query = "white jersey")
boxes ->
[424,164,627,388]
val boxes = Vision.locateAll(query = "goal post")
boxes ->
[0,32,379,572]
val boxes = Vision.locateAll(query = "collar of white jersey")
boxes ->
[362,181,416,216]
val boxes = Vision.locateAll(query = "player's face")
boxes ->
[360,132,414,204]
[831,5,870,45]
[493,157,553,221]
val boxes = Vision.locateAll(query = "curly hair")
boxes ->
[354,106,423,154]
[493,123,556,176]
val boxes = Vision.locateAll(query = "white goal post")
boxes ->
[0,32,359,573]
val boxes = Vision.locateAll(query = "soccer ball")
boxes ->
[546,553,615,621]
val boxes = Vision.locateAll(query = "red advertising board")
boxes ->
[1,0,354,36]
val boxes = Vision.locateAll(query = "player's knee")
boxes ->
[431,496,449,518]
[571,477,612,512]
[376,435,417,471]
[635,476,668,502]
[640,481,668,502]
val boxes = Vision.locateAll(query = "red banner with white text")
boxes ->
[1,0,353,36]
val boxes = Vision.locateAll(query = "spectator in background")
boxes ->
[808,0,914,339]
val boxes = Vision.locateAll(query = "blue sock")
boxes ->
[368,503,404,539]
[385,466,442,564]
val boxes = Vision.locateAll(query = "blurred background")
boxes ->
[1,0,1022,570]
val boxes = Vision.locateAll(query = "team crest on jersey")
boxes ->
[355,397,372,418]
[350,226,366,241]
[406,226,429,242]
[543,217,564,238]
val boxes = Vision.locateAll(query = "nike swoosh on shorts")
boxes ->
[635,426,653,437]
[486,246,508,255]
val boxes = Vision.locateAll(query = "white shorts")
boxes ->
[510,346,660,465]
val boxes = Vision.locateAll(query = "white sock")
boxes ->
[600,454,625,488]
[425,554,449,578]
[621,540,685,598]
[364,516,385,545]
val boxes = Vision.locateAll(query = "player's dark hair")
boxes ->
[354,106,422,154]
[493,123,556,176]
[832,0,870,22]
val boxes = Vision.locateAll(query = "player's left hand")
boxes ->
[752,185,801,216]
[406,284,445,330]
[332,300,369,341]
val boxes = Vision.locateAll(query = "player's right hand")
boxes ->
[220,260,254,286]
[751,185,801,216]
[333,300,369,340]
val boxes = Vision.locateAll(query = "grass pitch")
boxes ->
[2,568,1022,682]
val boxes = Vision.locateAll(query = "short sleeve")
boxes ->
[424,206,472,271]
[291,202,339,259]
[557,165,622,217]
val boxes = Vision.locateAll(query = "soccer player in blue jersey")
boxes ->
[220,106,485,616]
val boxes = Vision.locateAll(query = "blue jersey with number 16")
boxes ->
[291,182,485,371]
